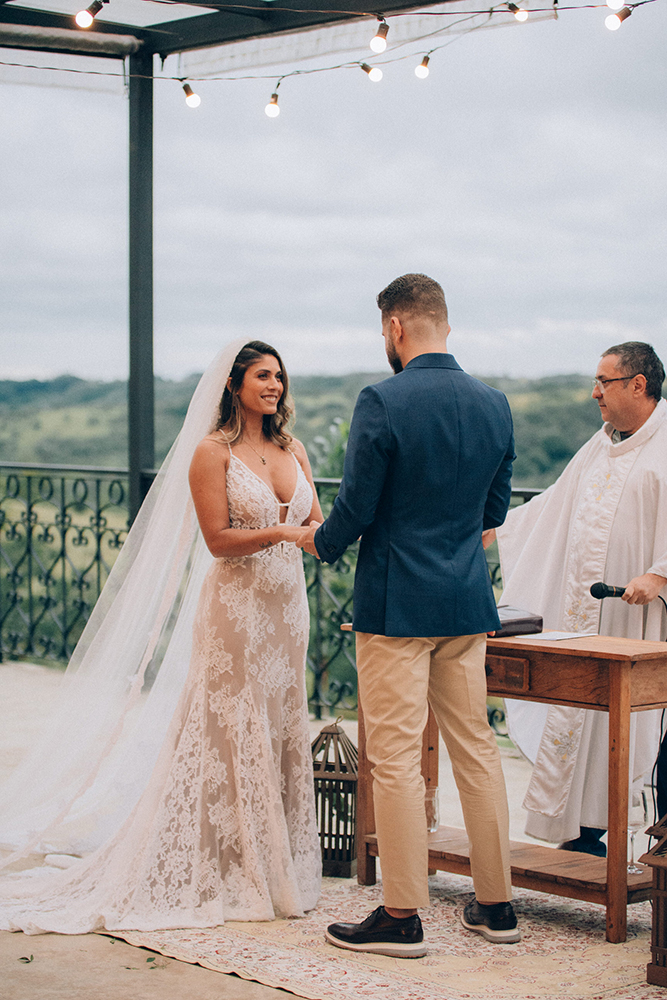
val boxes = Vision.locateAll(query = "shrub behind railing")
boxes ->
[0,462,537,712]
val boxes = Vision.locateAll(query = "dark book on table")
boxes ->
[494,605,543,637]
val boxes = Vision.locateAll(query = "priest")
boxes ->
[486,342,667,854]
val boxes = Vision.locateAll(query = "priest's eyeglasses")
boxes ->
[591,375,635,391]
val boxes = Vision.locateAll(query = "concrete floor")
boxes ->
[1,928,290,1000]
[0,663,648,999]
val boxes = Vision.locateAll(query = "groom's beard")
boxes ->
[385,336,403,374]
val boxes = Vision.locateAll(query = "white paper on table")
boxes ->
[536,631,597,641]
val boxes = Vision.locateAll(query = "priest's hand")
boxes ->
[622,573,667,605]
[296,521,322,558]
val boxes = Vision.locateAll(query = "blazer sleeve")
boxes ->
[482,410,516,530]
[315,385,392,564]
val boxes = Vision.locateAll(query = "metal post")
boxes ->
[128,49,154,522]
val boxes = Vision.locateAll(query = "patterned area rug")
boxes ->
[110,874,663,1000]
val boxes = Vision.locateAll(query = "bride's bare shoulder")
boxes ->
[190,432,229,475]
[289,437,307,461]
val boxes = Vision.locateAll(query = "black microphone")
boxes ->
[590,582,626,600]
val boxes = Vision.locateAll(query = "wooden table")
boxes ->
[355,633,667,943]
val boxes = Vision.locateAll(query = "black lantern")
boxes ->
[311,719,358,877]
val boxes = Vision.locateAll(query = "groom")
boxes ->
[298,274,519,956]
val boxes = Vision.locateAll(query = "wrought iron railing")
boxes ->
[0,462,537,715]
[303,479,358,718]
[0,463,129,662]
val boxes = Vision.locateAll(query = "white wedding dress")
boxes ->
[0,346,321,935]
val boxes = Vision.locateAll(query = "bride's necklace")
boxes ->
[243,437,267,465]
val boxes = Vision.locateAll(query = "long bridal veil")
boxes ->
[0,337,249,868]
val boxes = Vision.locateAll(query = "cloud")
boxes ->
[1,2,666,381]
[452,317,667,379]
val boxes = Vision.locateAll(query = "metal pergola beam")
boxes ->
[151,10,274,56]
[1,0,443,57]
[149,0,430,56]
[0,3,152,38]
[128,49,154,521]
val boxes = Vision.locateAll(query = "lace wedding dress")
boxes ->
[0,344,321,934]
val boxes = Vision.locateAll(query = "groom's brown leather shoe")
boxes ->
[325,905,426,958]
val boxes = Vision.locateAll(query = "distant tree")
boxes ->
[309,418,349,478]
[509,394,602,486]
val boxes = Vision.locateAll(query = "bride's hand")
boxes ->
[280,525,310,544]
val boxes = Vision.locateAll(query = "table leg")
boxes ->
[356,699,376,885]
[423,707,440,874]
[606,660,631,943]
[422,706,440,792]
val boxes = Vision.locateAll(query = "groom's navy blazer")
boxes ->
[314,353,515,637]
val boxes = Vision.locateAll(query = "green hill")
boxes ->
[0,371,605,487]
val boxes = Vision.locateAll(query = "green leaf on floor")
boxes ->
[18,955,34,964]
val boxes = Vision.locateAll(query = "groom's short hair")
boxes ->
[377,274,448,323]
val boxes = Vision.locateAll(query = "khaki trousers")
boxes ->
[356,631,512,909]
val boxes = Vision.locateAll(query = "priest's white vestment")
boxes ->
[497,399,667,843]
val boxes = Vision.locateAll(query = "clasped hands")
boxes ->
[295,521,322,558]
[280,521,322,557]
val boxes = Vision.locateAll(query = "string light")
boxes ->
[4,0,656,105]
[415,55,430,78]
[605,5,632,27]
[75,0,106,28]
[265,92,280,116]
[360,63,383,82]
[507,2,529,19]
[370,18,389,53]
[264,77,284,116]
[182,83,201,108]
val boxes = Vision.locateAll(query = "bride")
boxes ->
[0,339,322,933]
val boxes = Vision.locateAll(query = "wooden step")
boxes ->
[364,825,652,905]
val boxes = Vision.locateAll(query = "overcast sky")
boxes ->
[1,0,666,382]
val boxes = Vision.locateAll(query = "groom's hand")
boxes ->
[297,521,322,558]
[482,528,496,549]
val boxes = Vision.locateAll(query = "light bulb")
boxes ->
[360,64,383,82]
[182,84,201,108]
[415,56,430,79]
[606,0,624,7]
[265,93,280,117]
[605,6,632,29]
[75,0,103,27]
[370,21,389,54]
[507,2,528,19]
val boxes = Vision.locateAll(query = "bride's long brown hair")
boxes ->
[216,341,294,448]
